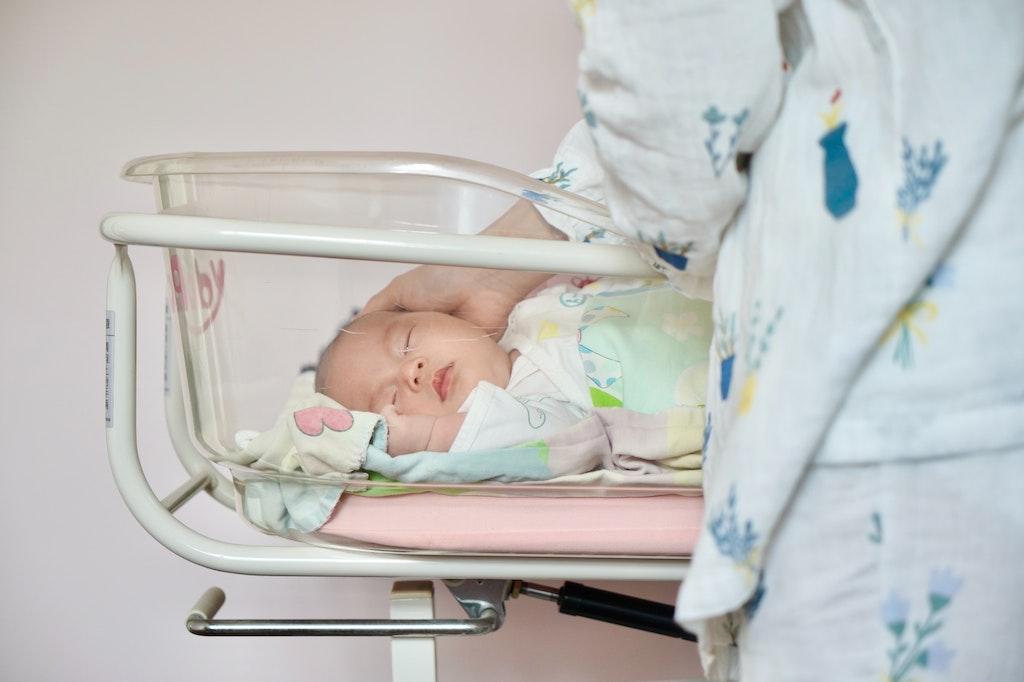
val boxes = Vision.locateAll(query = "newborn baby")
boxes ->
[318,311,506,454]
[317,280,712,457]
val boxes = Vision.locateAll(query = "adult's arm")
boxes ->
[362,198,566,332]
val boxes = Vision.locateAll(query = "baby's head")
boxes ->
[317,310,512,416]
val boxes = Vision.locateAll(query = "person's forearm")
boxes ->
[482,198,568,241]
[361,200,568,326]
[478,199,568,299]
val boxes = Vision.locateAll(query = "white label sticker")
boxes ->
[105,310,115,427]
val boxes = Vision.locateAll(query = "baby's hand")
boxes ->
[381,405,435,456]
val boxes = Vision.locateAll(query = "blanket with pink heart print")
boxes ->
[229,372,383,478]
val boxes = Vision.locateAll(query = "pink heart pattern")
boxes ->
[293,406,354,437]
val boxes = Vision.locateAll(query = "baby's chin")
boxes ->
[446,386,474,413]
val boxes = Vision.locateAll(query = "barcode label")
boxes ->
[105,310,115,427]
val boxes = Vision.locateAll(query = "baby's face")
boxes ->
[318,310,512,417]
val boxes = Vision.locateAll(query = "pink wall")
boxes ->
[0,1,702,679]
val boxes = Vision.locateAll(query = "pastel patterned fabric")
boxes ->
[539,1,1024,678]
[362,404,704,488]
[454,277,712,450]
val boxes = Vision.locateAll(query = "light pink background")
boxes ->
[0,1,702,679]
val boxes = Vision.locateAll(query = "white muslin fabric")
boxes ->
[535,1,1024,678]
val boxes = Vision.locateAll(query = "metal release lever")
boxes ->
[516,581,697,641]
[186,587,501,637]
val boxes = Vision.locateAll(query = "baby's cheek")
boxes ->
[402,391,446,417]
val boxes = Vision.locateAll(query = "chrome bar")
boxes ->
[160,472,212,514]
[517,581,560,603]
[100,213,657,279]
[185,587,500,637]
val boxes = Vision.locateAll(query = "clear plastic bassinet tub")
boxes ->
[110,151,705,558]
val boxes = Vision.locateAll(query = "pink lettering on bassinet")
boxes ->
[169,255,225,331]
[293,406,354,437]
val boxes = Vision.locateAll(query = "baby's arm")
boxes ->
[381,406,466,456]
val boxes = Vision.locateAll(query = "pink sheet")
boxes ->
[318,493,703,556]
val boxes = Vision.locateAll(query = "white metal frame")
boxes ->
[103,213,691,581]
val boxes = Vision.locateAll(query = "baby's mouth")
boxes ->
[432,363,454,401]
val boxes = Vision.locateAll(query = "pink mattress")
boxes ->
[318,493,704,556]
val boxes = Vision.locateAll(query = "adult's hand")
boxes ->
[362,199,567,331]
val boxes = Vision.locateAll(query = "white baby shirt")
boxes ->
[448,285,592,453]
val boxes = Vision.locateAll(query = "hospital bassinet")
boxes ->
[101,151,702,665]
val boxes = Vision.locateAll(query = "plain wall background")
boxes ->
[0,1,701,679]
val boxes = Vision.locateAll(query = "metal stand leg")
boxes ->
[390,581,438,682]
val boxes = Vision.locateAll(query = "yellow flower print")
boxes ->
[738,373,758,415]
[570,0,596,27]
[883,299,938,369]
[895,208,925,247]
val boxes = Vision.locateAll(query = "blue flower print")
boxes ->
[701,413,712,465]
[884,262,951,370]
[521,189,550,204]
[882,569,962,681]
[922,640,956,673]
[896,138,948,245]
[927,568,963,612]
[579,90,597,129]
[639,230,693,272]
[714,312,737,400]
[868,511,883,544]
[708,485,759,570]
[882,592,911,638]
[655,247,689,270]
[739,301,783,415]
[540,161,577,190]
[744,569,766,619]
[702,105,749,178]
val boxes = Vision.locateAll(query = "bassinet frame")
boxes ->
[103,213,689,581]
[101,156,696,676]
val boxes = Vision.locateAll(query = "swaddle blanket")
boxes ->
[232,375,704,533]
[233,372,704,485]
[363,405,704,487]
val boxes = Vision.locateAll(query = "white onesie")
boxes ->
[449,283,593,453]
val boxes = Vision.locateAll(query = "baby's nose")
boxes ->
[402,357,427,391]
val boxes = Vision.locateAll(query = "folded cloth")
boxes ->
[236,473,347,535]
[229,368,704,537]
[595,405,705,475]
